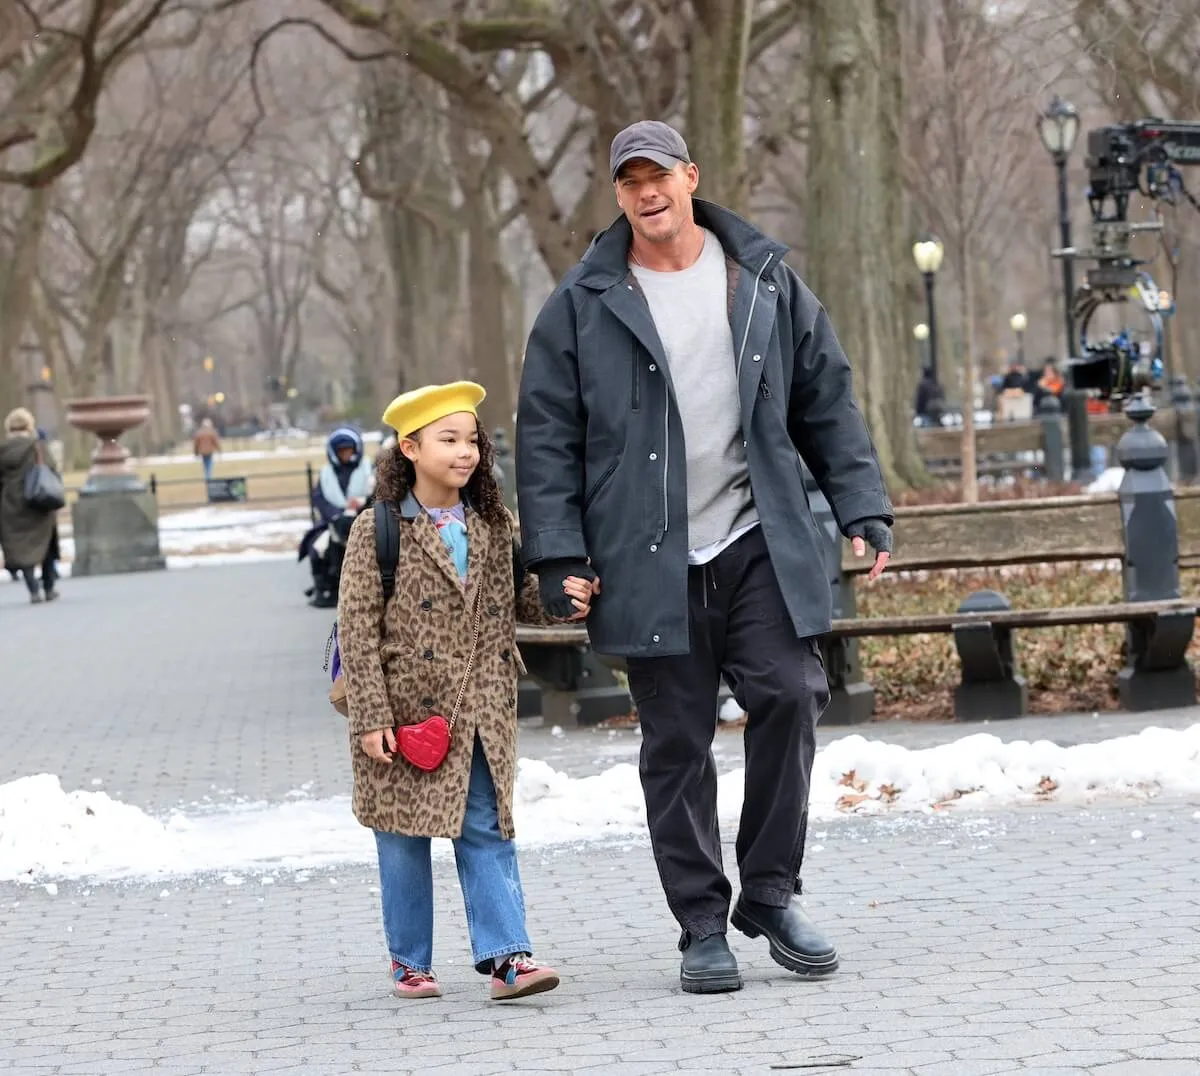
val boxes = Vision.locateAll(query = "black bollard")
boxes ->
[952,590,1028,721]
[805,469,874,724]
[1170,374,1198,484]
[1115,396,1196,710]
[1063,387,1092,480]
[1036,393,1066,482]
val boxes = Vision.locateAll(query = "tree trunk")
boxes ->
[0,187,49,417]
[687,1,753,213]
[957,235,979,504]
[806,0,927,491]
[455,142,517,437]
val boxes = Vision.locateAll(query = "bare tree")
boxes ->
[805,0,926,490]
[904,0,1048,502]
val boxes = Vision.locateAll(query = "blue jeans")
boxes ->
[374,736,531,974]
[201,454,214,482]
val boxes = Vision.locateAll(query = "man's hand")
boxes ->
[361,727,397,763]
[538,559,597,619]
[847,518,893,581]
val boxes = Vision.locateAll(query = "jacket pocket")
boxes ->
[583,460,619,511]
[631,342,642,411]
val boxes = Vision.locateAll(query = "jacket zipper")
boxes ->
[660,399,669,541]
[735,253,774,379]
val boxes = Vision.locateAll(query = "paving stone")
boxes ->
[4,561,1200,1075]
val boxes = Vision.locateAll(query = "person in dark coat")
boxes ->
[913,366,945,426]
[299,426,374,608]
[516,120,894,995]
[0,408,61,603]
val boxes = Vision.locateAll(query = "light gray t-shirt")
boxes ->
[632,229,758,553]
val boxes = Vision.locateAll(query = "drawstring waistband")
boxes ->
[701,562,718,609]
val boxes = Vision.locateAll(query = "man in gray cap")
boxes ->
[516,120,893,993]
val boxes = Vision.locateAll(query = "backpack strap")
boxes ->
[374,499,401,601]
[512,536,526,598]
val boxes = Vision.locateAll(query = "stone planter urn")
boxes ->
[66,394,151,494]
[65,394,165,576]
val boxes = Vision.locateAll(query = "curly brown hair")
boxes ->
[373,422,508,527]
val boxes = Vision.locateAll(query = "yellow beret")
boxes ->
[382,381,487,438]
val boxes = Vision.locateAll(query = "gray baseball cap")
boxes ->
[610,120,690,180]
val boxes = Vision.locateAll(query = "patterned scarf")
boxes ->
[425,503,468,582]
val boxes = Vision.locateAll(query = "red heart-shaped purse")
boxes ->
[395,715,452,772]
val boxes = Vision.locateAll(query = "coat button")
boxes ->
[421,696,434,709]
[650,544,658,553]
[501,649,511,662]
[420,599,432,611]
[649,452,657,461]
[752,354,762,362]
[423,649,434,660]
[768,284,776,292]
[652,634,661,643]
[487,603,500,616]
[649,363,657,372]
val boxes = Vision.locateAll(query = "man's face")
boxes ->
[614,159,700,244]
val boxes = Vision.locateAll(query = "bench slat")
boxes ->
[828,600,1195,637]
[516,600,1196,648]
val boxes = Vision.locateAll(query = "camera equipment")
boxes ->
[1058,119,1200,407]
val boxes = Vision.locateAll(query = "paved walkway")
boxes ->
[2,563,1200,1075]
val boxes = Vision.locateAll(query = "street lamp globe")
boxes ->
[913,323,930,341]
[1038,95,1079,159]
[912,235,945,275]
[1009,312,1028,334]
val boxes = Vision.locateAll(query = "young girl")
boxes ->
[336,381,597,1000]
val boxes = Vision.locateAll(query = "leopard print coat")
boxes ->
[336,494,554,839]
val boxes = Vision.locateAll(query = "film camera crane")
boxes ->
[1057,118,1200,407]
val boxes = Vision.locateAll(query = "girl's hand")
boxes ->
[562,575,601,621]
[361,727,397,763]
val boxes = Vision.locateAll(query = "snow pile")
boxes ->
[3,724,1199,884]
[808,726,1200,814]
[1086,467,1124,493]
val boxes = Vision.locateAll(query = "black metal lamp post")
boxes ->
[1037,95,1089,476]
[1037,96,1080,355]
[1009,311,1027,367]
[912,235,945,386]
[913,322,930,367]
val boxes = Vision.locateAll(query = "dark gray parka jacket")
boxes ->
[515,198,892,657]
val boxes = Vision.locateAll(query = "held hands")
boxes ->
[538,559,600,620]
[562,574,601,620]
[847,518,893,581]
[361,727,396,763]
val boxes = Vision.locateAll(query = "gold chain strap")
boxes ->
[447,584,485,732]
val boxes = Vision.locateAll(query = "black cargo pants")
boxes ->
[625,526,830,939]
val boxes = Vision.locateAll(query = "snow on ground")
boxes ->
[4,724,1199,885]
[55,505,311,570]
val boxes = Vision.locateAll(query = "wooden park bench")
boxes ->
[916,400,1183,482]
[516,398,1197,726]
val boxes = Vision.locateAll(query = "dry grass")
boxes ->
[858,565,1200,721]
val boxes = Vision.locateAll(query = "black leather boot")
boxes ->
[731,896,838,977]
[678,931,742,994]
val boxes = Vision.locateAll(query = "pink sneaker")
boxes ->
[490,954,560,1000]
[391,960,442,999]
